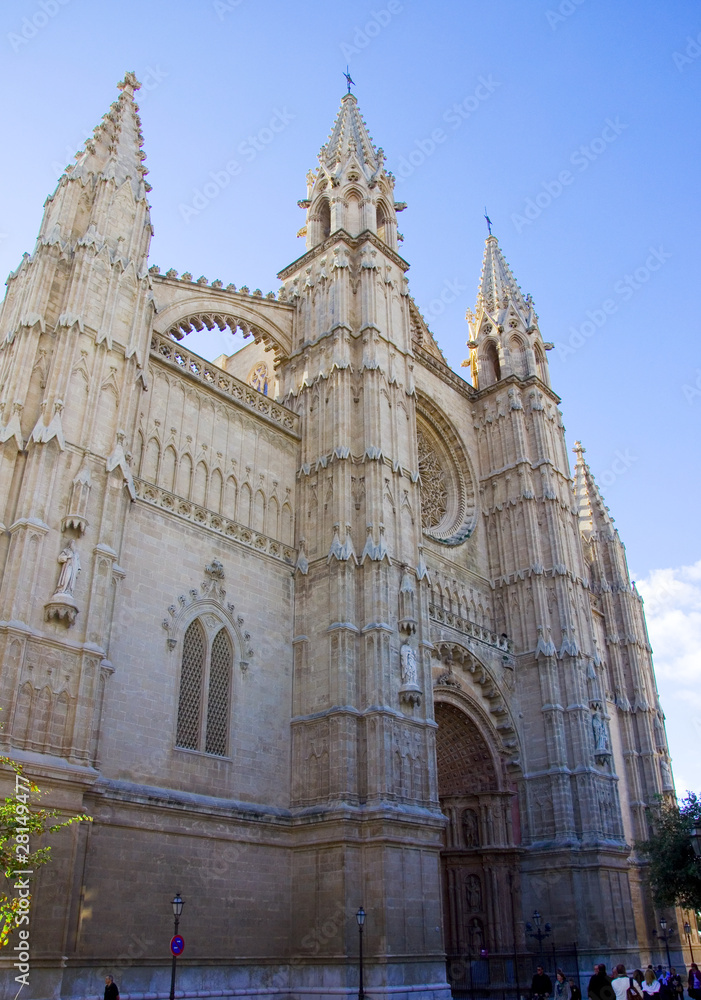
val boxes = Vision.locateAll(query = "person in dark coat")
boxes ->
[588,964,614,1000]
[688,963,701,1000]
[569,979,582,1000]
[532,965,554,998]
[104,976,119,1000]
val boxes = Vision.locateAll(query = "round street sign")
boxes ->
[171,935,185,956]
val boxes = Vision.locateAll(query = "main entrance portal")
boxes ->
[434,700,523,995]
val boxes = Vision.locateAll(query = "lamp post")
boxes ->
[356,907,366,1000]
[684,922,695,964]
[658,918,673,971]
[169,893,184,1000]
[526,911,552,968]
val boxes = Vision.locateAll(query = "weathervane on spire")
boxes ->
[484,208,493,236]
[343,66,355,95]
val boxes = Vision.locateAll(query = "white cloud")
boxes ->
[635,560,701,794]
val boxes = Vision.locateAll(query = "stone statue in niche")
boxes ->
[660,757,673,790]
[45,538,81,625]
[465,874,482,911]
[468,917,484,955]
[400,643,418,686]
[398,642,422,708]
[462,808,480,848]
[55,539,81,595]
[591,709,610,754]
[653,711,666,749]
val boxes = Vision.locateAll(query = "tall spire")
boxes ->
[297,93,404,251]
[322,93,381,176]
[38,71,152,255]
[477,234,528,313]
[465,233,552,389]
[572,441,616,540]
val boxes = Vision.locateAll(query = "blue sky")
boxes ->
[1,0,699,790]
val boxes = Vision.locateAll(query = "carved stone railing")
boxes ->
[150,331,299,437]
[133,479,296,566]
[428,603,514,653]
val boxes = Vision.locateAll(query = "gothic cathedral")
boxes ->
[0,74,675,1000]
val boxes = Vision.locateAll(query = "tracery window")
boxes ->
[417,431,448,528]
[176,618,232,756]
[248,362,269,396]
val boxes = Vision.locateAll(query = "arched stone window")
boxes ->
[480,341,501,386]
[319,198,331,239]
[176,618,233,756]
[376,203,388,242]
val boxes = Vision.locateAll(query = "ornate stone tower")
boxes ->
[277,91,447,991]
[0,71,152,763]
[573,442,674,947]
[467,235,639,959]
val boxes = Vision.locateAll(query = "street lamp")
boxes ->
[169,893,184,1000]
[526,910,552,967]
[684,922,695,964]
[658,917,673,971]
[356,907,366,1000]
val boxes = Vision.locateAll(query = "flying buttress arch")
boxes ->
[152,289,294,362]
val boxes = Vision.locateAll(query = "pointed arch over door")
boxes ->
[434,699,523,993]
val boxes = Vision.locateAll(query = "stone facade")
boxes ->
[0,74,680,1000]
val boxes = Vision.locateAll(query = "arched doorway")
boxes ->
[434,700,523,995]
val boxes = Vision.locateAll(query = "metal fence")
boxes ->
[447,944,583,1000]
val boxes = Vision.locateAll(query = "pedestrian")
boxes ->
[555,970,572,1000]
[688,963,701,1000]
[570,978,582,1000]
[612,963,642,1000]
[589,964,614,1000]
[532,964,554,999]
[104,976,119,1000]
[633,972,645,988]
[669,969,683,1000]
[642,970,661,997]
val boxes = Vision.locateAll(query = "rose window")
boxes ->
[416,399,478,546]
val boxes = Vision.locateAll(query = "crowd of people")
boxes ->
[530,962,701,1000]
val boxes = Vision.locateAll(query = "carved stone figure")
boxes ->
[462,808,480,848]
[660,757,673,790]
[55,539,81,595]
[592,709,609,753]
[400,643,418,686]
[468,917,484,955]
[465,874,482,912]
